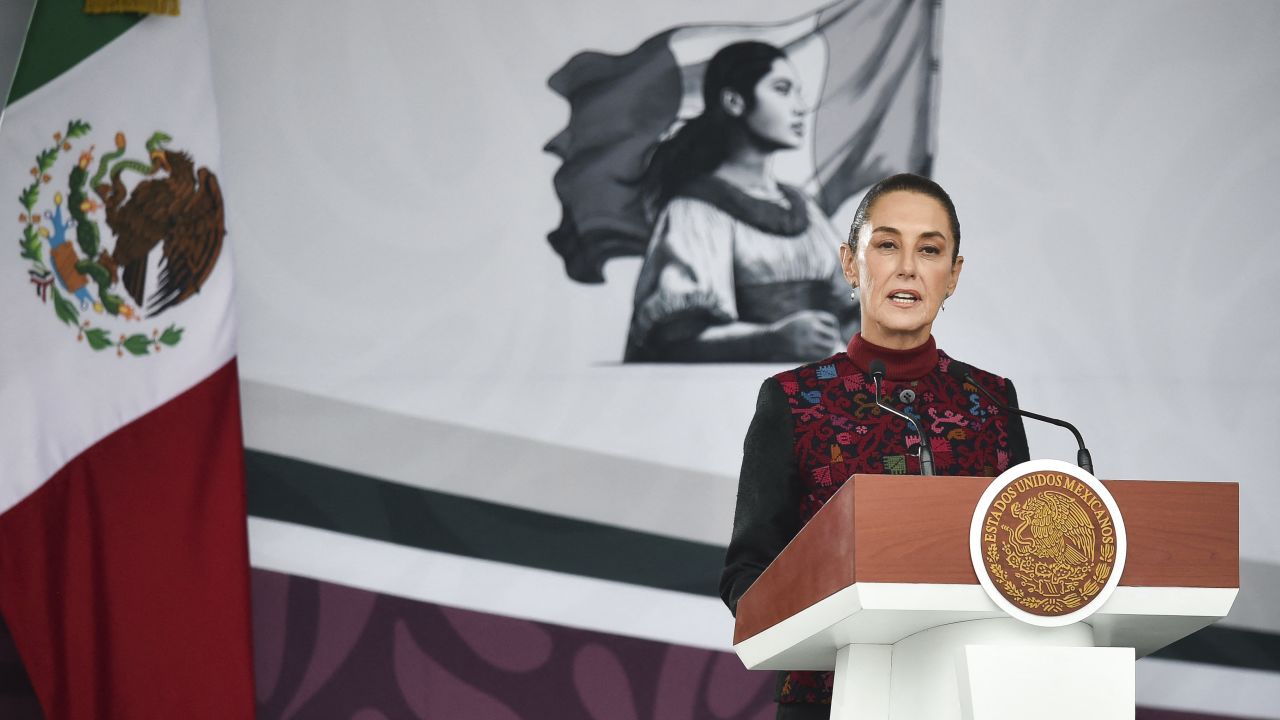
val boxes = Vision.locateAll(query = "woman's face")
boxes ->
[742,58,806,149]
[840,191,964,350]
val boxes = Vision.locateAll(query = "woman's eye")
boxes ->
[921,245,941,255]
[876,240,897,250]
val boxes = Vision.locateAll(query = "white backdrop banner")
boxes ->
[204,1,1280,718]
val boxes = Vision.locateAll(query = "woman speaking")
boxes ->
[719,173,1030,718]
[624,41,856,363]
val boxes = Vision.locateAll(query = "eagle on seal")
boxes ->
[1009,490,1095,566]
[96,140,225,317]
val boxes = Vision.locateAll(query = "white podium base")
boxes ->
[959,644,1134,719]
[830,618,1134,720]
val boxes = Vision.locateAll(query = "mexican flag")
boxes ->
[0,1,255,717]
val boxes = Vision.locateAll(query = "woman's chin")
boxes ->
[866,312,938,343]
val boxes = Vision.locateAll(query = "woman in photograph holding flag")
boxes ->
[623,41,858,363]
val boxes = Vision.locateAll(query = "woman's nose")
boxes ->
[896,252,917,277]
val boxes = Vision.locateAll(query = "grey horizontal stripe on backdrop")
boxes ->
[240,379,1280,671]
[0,0,34,111]
[240,379,738,547]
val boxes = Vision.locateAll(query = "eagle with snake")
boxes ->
[92,132,225,317]
[1009,490,1096,567]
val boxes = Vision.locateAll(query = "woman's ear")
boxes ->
[947,255,964,297]
[839,243,859,286]
[720,88,746,118]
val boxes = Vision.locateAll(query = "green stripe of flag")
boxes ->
[7,0,142,106]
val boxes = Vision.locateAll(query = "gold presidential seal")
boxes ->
[977,465,1119,618]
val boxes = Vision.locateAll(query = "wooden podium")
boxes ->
[732,474,1239,720]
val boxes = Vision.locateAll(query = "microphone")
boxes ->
[869,359,935,476]
[946,362,1094,474]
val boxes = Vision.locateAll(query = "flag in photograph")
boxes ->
[0,0,254,717]
[545,0,940,283]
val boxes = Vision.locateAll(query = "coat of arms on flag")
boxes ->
[17,119,224,357]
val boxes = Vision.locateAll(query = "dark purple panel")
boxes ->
[250,569,775,719]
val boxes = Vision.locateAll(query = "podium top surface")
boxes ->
[734,474,1238,646]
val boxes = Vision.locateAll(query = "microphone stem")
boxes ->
[963,372,1094,475]
[873,376,935,476]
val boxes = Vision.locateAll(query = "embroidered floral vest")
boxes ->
[772,346,1015,704]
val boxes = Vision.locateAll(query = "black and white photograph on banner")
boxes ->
[0,0,1278,718]
[546,0,937,363]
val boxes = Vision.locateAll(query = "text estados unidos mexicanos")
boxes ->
[982,472,1114,544]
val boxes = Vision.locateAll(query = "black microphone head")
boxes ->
[946,360,970,381]
[869,359,887,382]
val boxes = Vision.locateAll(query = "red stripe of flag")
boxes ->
[0,359,254,718]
